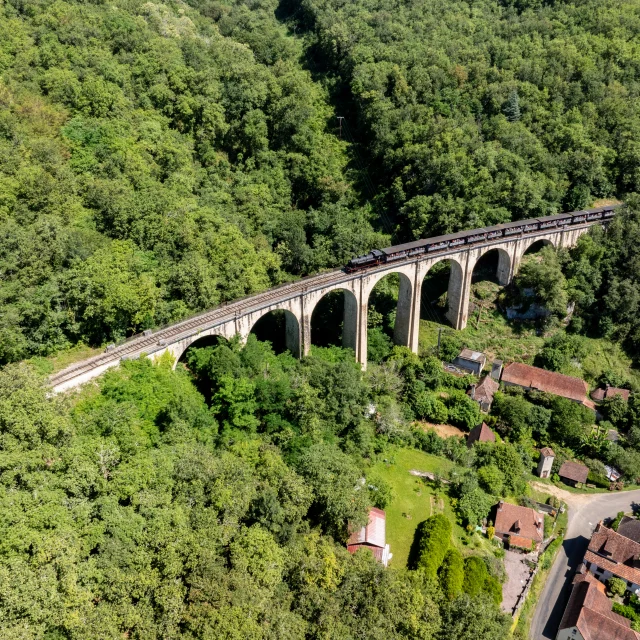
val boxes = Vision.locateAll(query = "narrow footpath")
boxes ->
[530,487,640,639]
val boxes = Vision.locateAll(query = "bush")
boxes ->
[608,576,627,597]
[463,556,502,604]
[587,471,610,488]
[543,515,553,539]
[439,548,464,600]
[477,464,505,496]
[416,514,452,577]
[612,512,626,531]
[414,391,449,423]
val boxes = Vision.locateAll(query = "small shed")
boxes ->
[468,375,499,412]
[453,349,487,376]
[467,422,496,447]
[558,460,589,487]
[347,507,392,567]
[537,447,555,479]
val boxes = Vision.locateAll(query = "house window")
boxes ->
[595,567,604,575]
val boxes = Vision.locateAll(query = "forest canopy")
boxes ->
[2,0,640,362]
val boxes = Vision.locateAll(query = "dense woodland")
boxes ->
[2,0,640,361]
[1,344,513,639]
[3,0,640,638]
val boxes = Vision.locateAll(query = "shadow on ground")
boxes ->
[541,534,590,639]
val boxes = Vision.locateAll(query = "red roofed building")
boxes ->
[469,375,499,412]
[493,501,544,550]
[557,571,640,640]
[582,522,640,596]
[501,362,595,410]
[347,507,392,567]
[592,386,631,403]
[467,422,496,447]
[558,460,590,487]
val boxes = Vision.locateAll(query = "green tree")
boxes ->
[439,548,464,600]
[503,90,521,122]
[416,514,452,577]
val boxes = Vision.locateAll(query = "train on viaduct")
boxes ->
[50,204,621,392]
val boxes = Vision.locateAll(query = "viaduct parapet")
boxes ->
[50,220,597,392]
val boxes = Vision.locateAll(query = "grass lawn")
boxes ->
[27,343,103,375]
[370,446,497,567]
[369,448,454,568]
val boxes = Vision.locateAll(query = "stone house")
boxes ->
[556,571,640,640]
[583,522,640,596]
[493,501,544,551]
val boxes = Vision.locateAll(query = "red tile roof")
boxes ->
[560,572,640,640]
[502,362,591,406]
[592,386,631,402]
[508,534,535,549]
[588,522,640,568]
[540,447,555,458]
[347,544,385,562]
[467,422,496,446]
[494,501,543,544]
[559,460,589,484]
[347,507,386,548]
[584,550,640,589]
[473,375,499,405]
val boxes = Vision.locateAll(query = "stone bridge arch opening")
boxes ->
[523,238,555,257]
[249,309,301,357]
[176,333,230,368]
[310,288,358,356]
[366,272,413,363]
[472,248,512,287]
[421,258,466,328]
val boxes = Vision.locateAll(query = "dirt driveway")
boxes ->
[502,550,536,614]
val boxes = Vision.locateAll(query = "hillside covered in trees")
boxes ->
[2,0,640,362]
[0,343,513,639]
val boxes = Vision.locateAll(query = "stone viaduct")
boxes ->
[50,221,595,393]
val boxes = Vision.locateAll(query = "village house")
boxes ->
[537,447,555,479]
[558,460,589,488]
[467,422,496,447]
[556,571,640,640]
[468,375,499,412]
[583,522,640,596]
[347,507,392,567]
[453,348,487,376]
[591,385,631,403]
[501,362,596,410]
[493,501,544,551]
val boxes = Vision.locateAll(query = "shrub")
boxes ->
[612,511,626,531]
[477,464,505,496]
[439,548,464,600]
[416,514,452,577]
[608,576,627,597]
[463,556,503,604]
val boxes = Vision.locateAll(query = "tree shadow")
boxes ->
[407,519,428,570]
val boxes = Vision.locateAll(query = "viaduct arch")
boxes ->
[50,218,600,392]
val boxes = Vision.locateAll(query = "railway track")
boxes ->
[50,268,345,387]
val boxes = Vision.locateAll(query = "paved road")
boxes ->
[531,489,640,639]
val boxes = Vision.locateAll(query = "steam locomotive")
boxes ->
[344,204,622,273]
